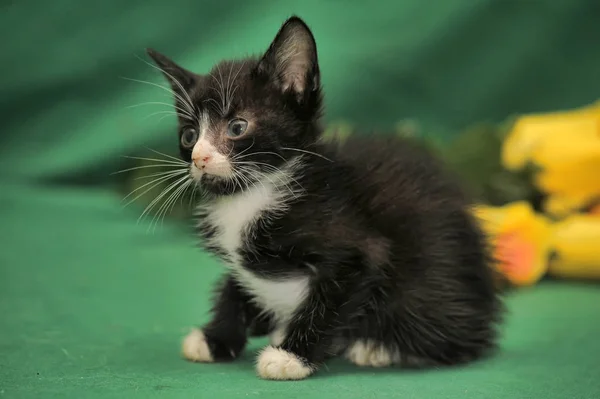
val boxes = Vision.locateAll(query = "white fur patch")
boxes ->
[197,158,309,324]
[269,327,286,347]
[199,111,210,140]
[182,329,213,362]
[256,346,314,380]
[345,340,400,367]
[237,269,309,325]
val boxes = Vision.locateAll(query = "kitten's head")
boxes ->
[147,16,322,196]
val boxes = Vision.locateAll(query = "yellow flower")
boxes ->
[501,101,600,217]
[502,100,600,171]
[543,193,599,219]
[548,215,600,280]
[472,201,553,286]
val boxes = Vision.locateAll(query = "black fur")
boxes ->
[148,16,502,376]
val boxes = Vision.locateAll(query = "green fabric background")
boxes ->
[1,1,599,397]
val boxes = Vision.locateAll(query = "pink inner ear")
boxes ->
[278,42,311,92]
[275,28,314,93]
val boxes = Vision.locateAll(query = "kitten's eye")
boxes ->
[180,127,198,148]
[227,119,248,138]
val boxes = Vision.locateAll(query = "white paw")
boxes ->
[256,346,314,380]
[345,340,398,367]
[268,328,286,347]
[182,329,214,362]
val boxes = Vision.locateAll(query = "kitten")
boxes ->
[147,16,502,380]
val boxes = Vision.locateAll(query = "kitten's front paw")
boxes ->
[256,346,314,380]
[182,329,214,363]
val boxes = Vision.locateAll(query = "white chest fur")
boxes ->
[198,174,309,324]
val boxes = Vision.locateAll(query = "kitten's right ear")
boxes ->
[146,48,196,95]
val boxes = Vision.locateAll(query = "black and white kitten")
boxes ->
[147,16,502,380]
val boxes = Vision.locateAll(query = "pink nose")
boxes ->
[192,155,212,169]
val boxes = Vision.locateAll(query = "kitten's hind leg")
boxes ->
[345,340,399,367]
[345,340,431,368]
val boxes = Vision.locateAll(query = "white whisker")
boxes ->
[232,168,252,192]
[151,178,192,231]
[111,163,186,175]
[235,165,272,197]
[134,169,188,180]
[225,62,234,114]
[171,179,193,211]
[142,110,181,122]
[122,171,186,207]
[207,78,223,116]
[122,156,188,166]
[281,147,333,162]
[227,61,245,112]
[235,163,302,199]
[138,174,189,225]
[215,65,227,116]
[231,151,287,162]
[144,147,187,164]
[203,97,223,115]
[189,180,200,208]
[134,54,196,117]
[121,77,196,121]
[230,137,255,159]
[157,114,178,123]
[126,101,194,120]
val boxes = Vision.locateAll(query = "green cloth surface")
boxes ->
[2,1,600,398]
[2,183,600,398]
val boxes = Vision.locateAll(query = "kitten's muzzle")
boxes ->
[190,138,233,179]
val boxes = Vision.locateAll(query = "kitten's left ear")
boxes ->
[146,48,196,95]
[257,16,320,99]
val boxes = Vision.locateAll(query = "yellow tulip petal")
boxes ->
[530,136,600,170]
[549,215,600,280]
[534,159,600,218]
[543,194,592,218]
[473,202,553,286]
[534,156,600,195]
[501,100,600,171]
[494,229,547,285]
